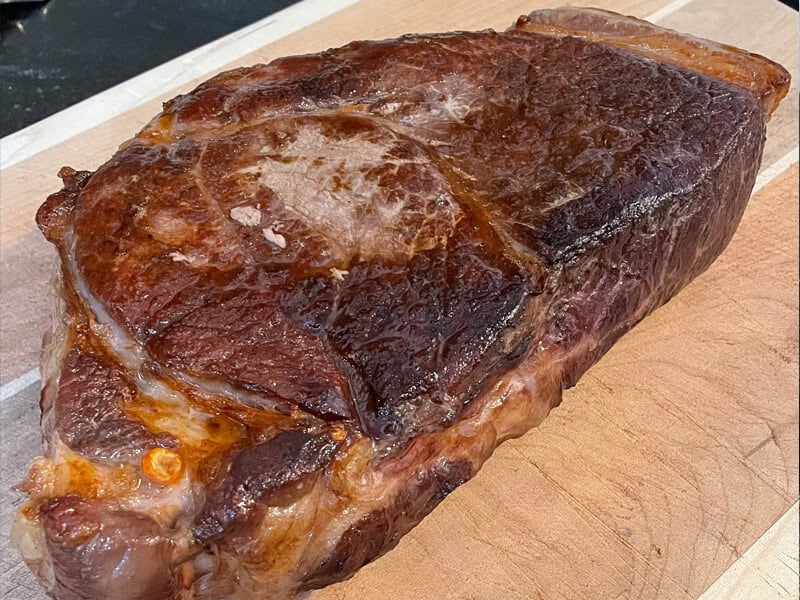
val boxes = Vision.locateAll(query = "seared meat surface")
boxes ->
[14,8,789,600]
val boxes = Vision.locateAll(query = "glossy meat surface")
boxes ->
[15,8,789,600]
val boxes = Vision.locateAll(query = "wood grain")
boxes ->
[0,0,796,598]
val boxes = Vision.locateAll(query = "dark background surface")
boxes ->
[0,0,297,137]
[1,0,798,138]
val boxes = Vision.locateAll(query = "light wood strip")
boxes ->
[754,147,800,194]
[0,367,39,403]
[699,502,799,600]
[645,0,696,21]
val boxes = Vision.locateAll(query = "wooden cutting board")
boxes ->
[0,0,797,598]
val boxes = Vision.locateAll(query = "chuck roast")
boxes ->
[14,8,789,600]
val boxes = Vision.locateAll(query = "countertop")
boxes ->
[0,0,297,137]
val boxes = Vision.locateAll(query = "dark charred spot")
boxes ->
[325,227,532,440]
[331,174,350,192]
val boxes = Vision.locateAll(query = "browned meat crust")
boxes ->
[14,8,789,600]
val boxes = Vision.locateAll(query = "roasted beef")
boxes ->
[13,8,789,600]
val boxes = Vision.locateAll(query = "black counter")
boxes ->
[0,0,297,137]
